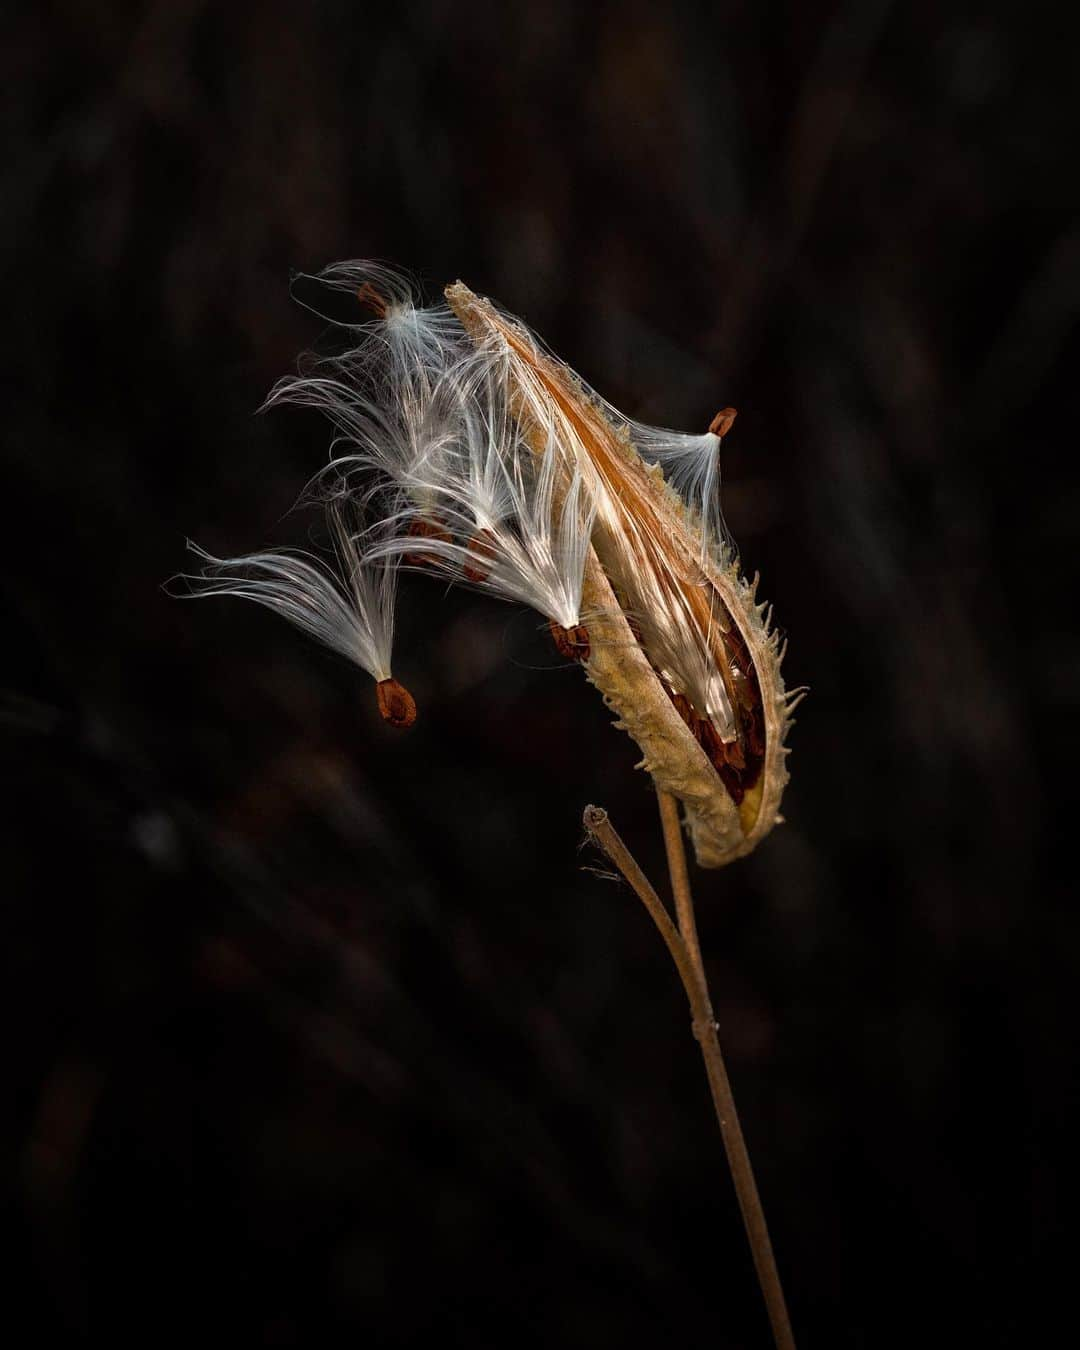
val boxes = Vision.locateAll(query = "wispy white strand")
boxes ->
[287,260,425,331]
[267,269,477,517]
[181,504,399,684]
[630,423,733,568]
[372,417,598,631]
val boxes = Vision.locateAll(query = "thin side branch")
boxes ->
[581,805,701,1005]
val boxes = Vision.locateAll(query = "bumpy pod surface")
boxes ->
[445,283,799,868]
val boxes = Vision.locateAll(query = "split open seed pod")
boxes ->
[445,282,803,868]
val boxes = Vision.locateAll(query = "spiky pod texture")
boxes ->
[443,283,798,868]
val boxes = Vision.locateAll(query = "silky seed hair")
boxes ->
[366,343,599,633]
[264,277,465,507]
[274,267,599,636]
[629,410,737,571]
[181,498,400,689]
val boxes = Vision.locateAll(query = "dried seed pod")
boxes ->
[445,281,798,867]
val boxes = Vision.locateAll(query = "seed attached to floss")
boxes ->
[403,517,453,566]
[708,406,738,438]
[376,678,417,728]
[462,528,498,583]
[548,620,591,663]
[667,686,697,730]
[355,281,388,318]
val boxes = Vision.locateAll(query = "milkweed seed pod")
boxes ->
[443,282,802,868]
[182,263,800,864]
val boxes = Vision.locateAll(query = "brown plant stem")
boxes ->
[583,800,797,1350]
[656,787,706,977]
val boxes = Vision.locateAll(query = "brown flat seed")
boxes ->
[462,529,498,583]
[403,517,452,566]
[697,716,745,771]
[549,621,591,662]
[376,678,417,728]
[668,690,696,729]
[355,282,388,318]
[708,406,738,438]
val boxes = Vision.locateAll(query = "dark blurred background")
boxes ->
[6,2,1077,1346]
